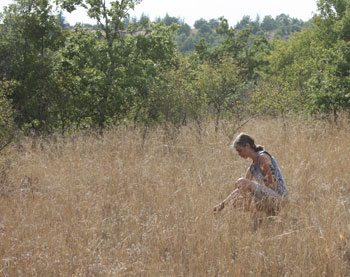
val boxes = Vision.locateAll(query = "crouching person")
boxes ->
[213,133,288,216]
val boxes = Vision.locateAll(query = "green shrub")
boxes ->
[0,79,16,152]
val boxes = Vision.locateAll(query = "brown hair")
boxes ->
[232,133,264,152]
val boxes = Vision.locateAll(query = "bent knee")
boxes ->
[235,178,247,188]
[235,178,254,193]
[235,178,249,185]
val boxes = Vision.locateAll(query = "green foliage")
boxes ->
[307,0,350,117]
[177,18,225,55]
[308,40,350,116]
[315,0,350,43]
[235,14,307,40]
[0,0,182,133]
[261,15,277,32]
[55,21,179,129]
[128,57,204,127]
[195,58,247,129]
[2,0,350,134]
[54,26,103,131]
[267,28,317,92]
[124,22,180,125]
[207,17,271,82]
[0,0,65,133]
[55,0,144,130]
[249,81,307,116]
[0,79,16,151]
[125,13,308,56]
[161,13,182,26]
[266,0,350,117]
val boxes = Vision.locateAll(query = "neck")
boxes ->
[247,149,258,162]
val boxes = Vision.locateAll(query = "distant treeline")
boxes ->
[60,12,310,55]
[160,13,309,55]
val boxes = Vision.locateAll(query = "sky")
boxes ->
[0,0,318,27]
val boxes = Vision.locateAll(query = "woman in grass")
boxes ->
[213,133,288,215]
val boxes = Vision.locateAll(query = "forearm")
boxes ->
[214,188,239,212]
[221,188,239,205]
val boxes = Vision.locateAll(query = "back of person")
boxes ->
[249,150,288,198]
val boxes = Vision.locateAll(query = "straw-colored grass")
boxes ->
[1,117,350,276]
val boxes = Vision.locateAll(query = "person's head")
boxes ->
[232,133,264,158]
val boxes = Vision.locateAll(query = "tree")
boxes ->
[0,79,16,152]
[163,13,180,26]
[124,22,180,125]
[308,40,350,118]
[194,18,208,30]
[55,9,179,129]
[267,28,317,92]
[307,0,350,117]
[54,26,104,131]
[178,23,191,35]
[265,0,350,118]
[195,58,245,132]
[235,15,252,30]
[209,19,219,29]
[176,33,196,54]
[314,0,350,43]
[261,15,276,31]
[138,13,150,26]
[213,17,270,81]
[58,10,70,29]
[58,0,142,130]
[198,23,212,34]
[0,0,64,133]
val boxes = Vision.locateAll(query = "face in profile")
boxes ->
[235,144,249,159]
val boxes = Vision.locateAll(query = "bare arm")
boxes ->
[220,188,239,206]
[245,166,253,180]
[213,188,239,213]
[258,153,276,189]
[214,167,253,213]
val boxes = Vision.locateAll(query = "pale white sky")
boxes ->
[0,0,318,27]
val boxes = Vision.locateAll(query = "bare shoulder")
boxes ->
[258,152,272,166]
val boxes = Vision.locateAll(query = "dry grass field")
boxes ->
[1,117,350,276]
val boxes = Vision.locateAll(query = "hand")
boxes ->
[213,202,225,213]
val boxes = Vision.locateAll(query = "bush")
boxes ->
[0,79,16,152]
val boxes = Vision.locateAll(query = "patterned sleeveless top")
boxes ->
[249,151,288,197]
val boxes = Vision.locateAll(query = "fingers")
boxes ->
[213,202,224,214]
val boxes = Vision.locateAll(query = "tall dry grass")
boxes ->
[1,117,350,276]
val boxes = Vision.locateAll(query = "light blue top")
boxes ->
[249,150,288,197]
